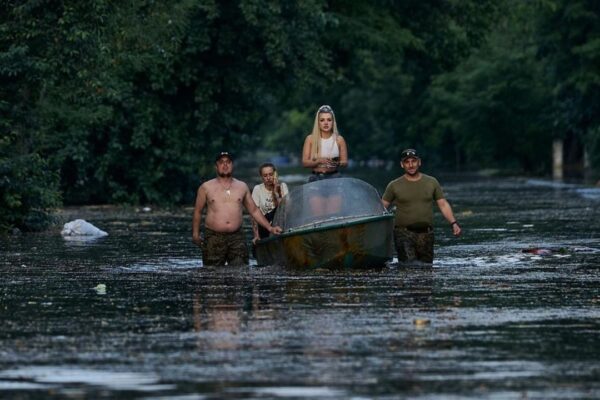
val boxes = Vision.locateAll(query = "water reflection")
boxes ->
[0,177,599,399]
[61,235,108,244]
[191,275,279,350]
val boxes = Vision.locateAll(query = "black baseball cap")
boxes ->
[215,151,234,162]
[400,148,419,161]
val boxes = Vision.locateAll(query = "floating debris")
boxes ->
[414,318,430,327]
[93,284,107,295]
[61,219,108,237]
[522,247,568,255]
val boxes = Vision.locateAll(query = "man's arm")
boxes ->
[251,219,260,243]
[244,190,282,234]
[381,182,394,210]
[436,198,461,236]
[192,185,207,246]
[251,188,261,242]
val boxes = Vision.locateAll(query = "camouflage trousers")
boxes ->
[393,226,434,264]
[202,228,249,266]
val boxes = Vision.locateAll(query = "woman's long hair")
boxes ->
[309,105,339,160]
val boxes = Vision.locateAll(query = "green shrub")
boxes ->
[0,153,61,233]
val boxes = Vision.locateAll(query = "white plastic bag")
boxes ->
[61,219,108,237]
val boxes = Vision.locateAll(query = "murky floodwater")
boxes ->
[1,175,599,399]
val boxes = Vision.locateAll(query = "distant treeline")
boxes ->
[1,0,598,232]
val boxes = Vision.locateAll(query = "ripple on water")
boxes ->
[0,366,175,392]
[122,258,201,272]
[228,386,347,398]
[576,187,600,200]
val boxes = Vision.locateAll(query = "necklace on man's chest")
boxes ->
[220,180,232,196]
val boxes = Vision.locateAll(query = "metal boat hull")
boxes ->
[255,215,394,268]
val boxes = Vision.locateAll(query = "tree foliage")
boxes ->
[265,0,504,161]
[1,0,599,232]
[35,0,330,204]
[415,1,555,172]
[1,0,330,231]
[536,0,600,169]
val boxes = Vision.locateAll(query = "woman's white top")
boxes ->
[320,135,340,158]
[252,182,289,215]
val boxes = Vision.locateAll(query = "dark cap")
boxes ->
[400,148,419,161]
[215,151,234,162]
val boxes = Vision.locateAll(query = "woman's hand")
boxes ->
[323,158,339,169]
[314,158,333,169]
[329,158,341,168]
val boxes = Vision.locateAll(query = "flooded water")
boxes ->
[1,176,599,399]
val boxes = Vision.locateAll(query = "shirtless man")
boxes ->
[192,152,282,266]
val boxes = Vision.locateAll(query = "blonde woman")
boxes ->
[301,105,349,216]
[302,105,348,182]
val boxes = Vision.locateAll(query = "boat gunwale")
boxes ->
[255,213,394,245]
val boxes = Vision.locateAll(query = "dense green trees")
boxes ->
[416,1,555,172]
[267,0,599,175]
[1,0,598,232]
[536,0,600,170]
[265,0,503,161]
[420,0,599,173]
[2,0,329,231]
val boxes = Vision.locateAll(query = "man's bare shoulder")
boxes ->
[199,178,217,189]
[195,180,216,199]
[232,178,250,190]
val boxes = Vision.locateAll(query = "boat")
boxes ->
[254,177,394,268]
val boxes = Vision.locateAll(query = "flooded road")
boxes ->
[1,176,599,399]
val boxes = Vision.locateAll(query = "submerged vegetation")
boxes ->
[1,0,599,232]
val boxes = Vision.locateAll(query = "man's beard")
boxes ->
[218,172,232,178]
